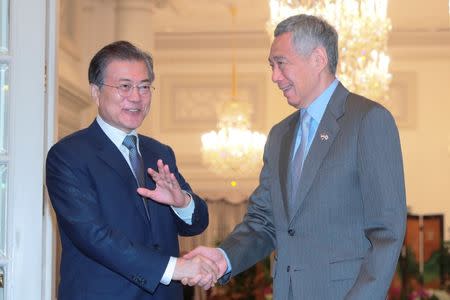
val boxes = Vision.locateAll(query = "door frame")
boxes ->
[2,0,56,299]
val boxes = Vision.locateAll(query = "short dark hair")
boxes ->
[88,41,155,86]
[274,14,338,75]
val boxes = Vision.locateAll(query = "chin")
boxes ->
[286,98,300,109]
[122,120,144,132]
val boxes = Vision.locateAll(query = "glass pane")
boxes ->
[0,164,5,255]
[0,64,7,154]
[0,0,9,54]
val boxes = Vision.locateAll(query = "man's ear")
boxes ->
[90,84,100,106]
[312,46,328,72]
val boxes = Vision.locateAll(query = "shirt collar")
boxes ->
[305,79,339,124]
[96,115,139,149]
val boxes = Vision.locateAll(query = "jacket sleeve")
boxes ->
[164,145,209,236]
[345,106,407,299]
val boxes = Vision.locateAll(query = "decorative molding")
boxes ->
[389,30,450,59]
[58,78,91,139]
[159,73,266,133]
[381,71,417,129]
[155,31,270,51]
[448,135,450,156]
[154,51,269,63]
[60,37,81,63]
[116,0,160,12]
[389,30,450,47]
[59,77,90,106]
[60,0,80,62]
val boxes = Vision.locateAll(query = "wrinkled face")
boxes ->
[269,32,319,109]
[91,59,152,133]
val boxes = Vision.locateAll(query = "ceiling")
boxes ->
[150,0,450,34]
[151,0,270,33]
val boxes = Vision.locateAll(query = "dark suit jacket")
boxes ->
[220,83,406,299]
[46,120,208,300]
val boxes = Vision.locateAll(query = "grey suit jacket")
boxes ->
[220,83,406,300]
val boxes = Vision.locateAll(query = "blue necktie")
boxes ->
[123,135,145,187]
[289,110,312,209]
[123,135,149,219]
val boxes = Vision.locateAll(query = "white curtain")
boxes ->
[179,199,249,254]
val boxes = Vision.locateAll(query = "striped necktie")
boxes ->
[123,135,150,219]
[289,110,312,209]
[122,135,145,187]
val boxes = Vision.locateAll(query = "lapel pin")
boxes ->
[320,133,329,141]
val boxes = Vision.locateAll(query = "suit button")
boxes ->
[287,266,290,272]
[154,244,160,250]
[288,229,295,236]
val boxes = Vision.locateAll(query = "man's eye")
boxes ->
[119,83,132,90]
[139,85,151,91]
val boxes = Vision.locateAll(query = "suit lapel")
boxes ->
[89,121,150,222]
[279,113,299,219]
[288,83,349,224]
[138,138,163,239]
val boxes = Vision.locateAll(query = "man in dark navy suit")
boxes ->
[46,41,217,299]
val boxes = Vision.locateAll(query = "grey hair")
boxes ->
[274,14,338,75]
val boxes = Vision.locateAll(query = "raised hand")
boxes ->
[173,255,219,290]
[183,246,228,283]
[137,159,190,208]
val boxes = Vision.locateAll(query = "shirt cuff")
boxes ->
[171,190,195,225]
[160,256,177,285]
[218,248,232,274]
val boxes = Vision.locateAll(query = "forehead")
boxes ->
[269,32,298,62]
[104,59,149,81]
[269,32,295,59]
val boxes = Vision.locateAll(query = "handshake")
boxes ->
[172,246,228,290]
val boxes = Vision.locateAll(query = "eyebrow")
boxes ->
[269,55,287,61]
[272,56,287,61]
[117,78,151,83]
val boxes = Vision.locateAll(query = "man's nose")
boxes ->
[128,86,142,101]
[271,66,282,83]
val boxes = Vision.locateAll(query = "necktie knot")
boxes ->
[122,135,137,150]
[122,134,144,187]
[300,110,311,136]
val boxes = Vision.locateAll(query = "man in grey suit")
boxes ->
[184,14,406,299]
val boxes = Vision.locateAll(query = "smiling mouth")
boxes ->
[280,85,291,92]
[125,108,141,112]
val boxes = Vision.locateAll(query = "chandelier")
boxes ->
[201,6,267,178]
[267,0,392,103]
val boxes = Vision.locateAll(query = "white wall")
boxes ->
[391,40,450,236]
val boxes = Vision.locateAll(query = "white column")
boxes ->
[81,0,118,63]
[115,0,155,51]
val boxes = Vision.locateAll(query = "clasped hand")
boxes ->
[172,255,219,290]
[176,246,229,290]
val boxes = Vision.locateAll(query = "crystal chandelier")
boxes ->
[201,6,267,178]
[267,0,392,103]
